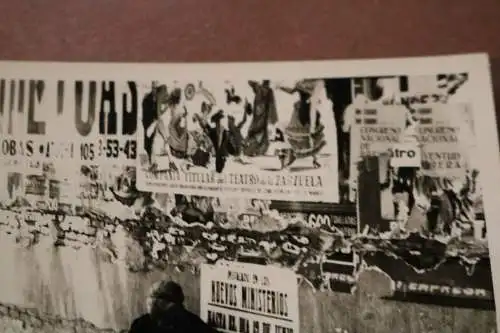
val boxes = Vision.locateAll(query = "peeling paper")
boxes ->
[0,58,496,333]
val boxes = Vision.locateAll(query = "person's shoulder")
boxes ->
[129,314,153,332]
[186,311,218,332]
[131,313,152,325]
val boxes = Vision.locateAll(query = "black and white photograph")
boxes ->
[0,55,498,333]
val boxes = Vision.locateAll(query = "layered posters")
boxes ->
[0,54,498,333]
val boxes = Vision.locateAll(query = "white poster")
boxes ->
[200,261,299,333]
[347,103,407,201]
[135,79,340,203]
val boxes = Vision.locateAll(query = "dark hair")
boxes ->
[156,85,167,95]
[150,280,185,305]
[168,88,182,106]
[297,91,311,126]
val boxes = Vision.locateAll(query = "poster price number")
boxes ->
[100,139,137,160]
[81,139,137,161]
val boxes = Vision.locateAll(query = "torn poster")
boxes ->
[135,79,341,203]
[200,261,299,333]
[0,54,498,333]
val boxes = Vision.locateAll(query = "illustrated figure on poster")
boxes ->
[142,83,169,168]
[143,85,197,170]
[225,85,242,105]
[143,82,223,172]
[243,80,279,157]
[277,79,327,170]
[435,175,477,234]
[160,87,202,169]
[190,101,216,168]
[194,110,236,173]
[226,101,250,163]
[138,78,339,207]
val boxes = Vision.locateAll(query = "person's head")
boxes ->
[147,280,185,315]
[295,80,314,95]
[298,91,310,103]
[262,80,270,88]
[211,110,225,129]
[168,88,182,106]
[155,85,169,104]
[201,101,213,115]
[227,115,236,126]
[199,139,207,150]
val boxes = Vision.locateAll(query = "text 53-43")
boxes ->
[80,139,137,161]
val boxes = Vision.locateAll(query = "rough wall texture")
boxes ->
[0,269,495,333]
[0,303,120,333]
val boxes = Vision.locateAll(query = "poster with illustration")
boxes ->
[135,79,341,203]
[0,54,498,333]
